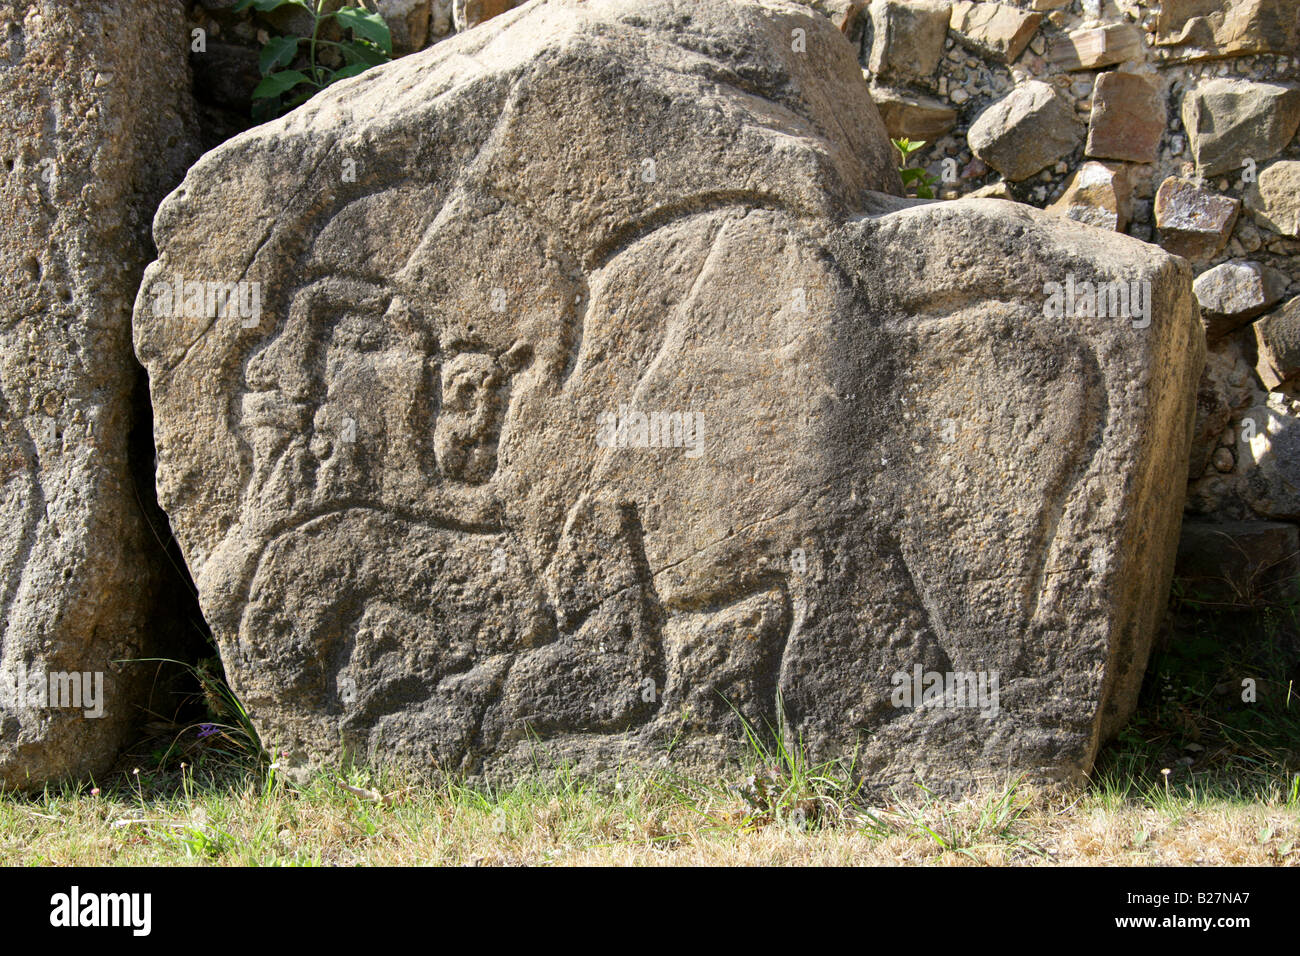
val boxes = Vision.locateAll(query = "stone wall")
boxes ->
[829,0,1300,606]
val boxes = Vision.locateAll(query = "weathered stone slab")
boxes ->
[1193,260,1290,342]
[1245,160,1300,238]
[1085,72,1165,164]
[1254,296,1300,389]
[1047,161,1132,231]
[868,0,951,84]
[1047,24,1144,72]
[0,0,197,788]
[1154,0,1300,63]
[1181,78,1300,178]
[135,0,1202,790]
[969,80,1085,181]
[871,85,958,141]
[1239,397,1300,521]
[950,1,1041,64]
[1154,176,1240,261]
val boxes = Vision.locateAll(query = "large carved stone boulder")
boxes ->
[134,0,1203,790]
[0,0,197,787]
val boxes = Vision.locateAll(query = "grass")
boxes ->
[1097,572,1300,808]
[1,582,1297,866]
[2,756,1296,866]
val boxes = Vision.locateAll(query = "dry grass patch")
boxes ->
[2,759,1296,866]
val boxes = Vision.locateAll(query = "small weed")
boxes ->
[723,696,863,832]
[237,0,392,120]
[893,137,940,199]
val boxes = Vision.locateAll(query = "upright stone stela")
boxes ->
[0,0,196,788]
[133,0,1204,789]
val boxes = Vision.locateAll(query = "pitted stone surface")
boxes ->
[0,0,198,788]
[135,0,1202,790]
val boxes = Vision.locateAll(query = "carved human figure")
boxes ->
[228,189,678,766]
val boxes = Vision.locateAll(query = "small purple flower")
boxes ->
[197,723,218,739]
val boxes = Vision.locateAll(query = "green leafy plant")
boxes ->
[236,0,393,119]
[893,137,940,199]
[164,820,236,860]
